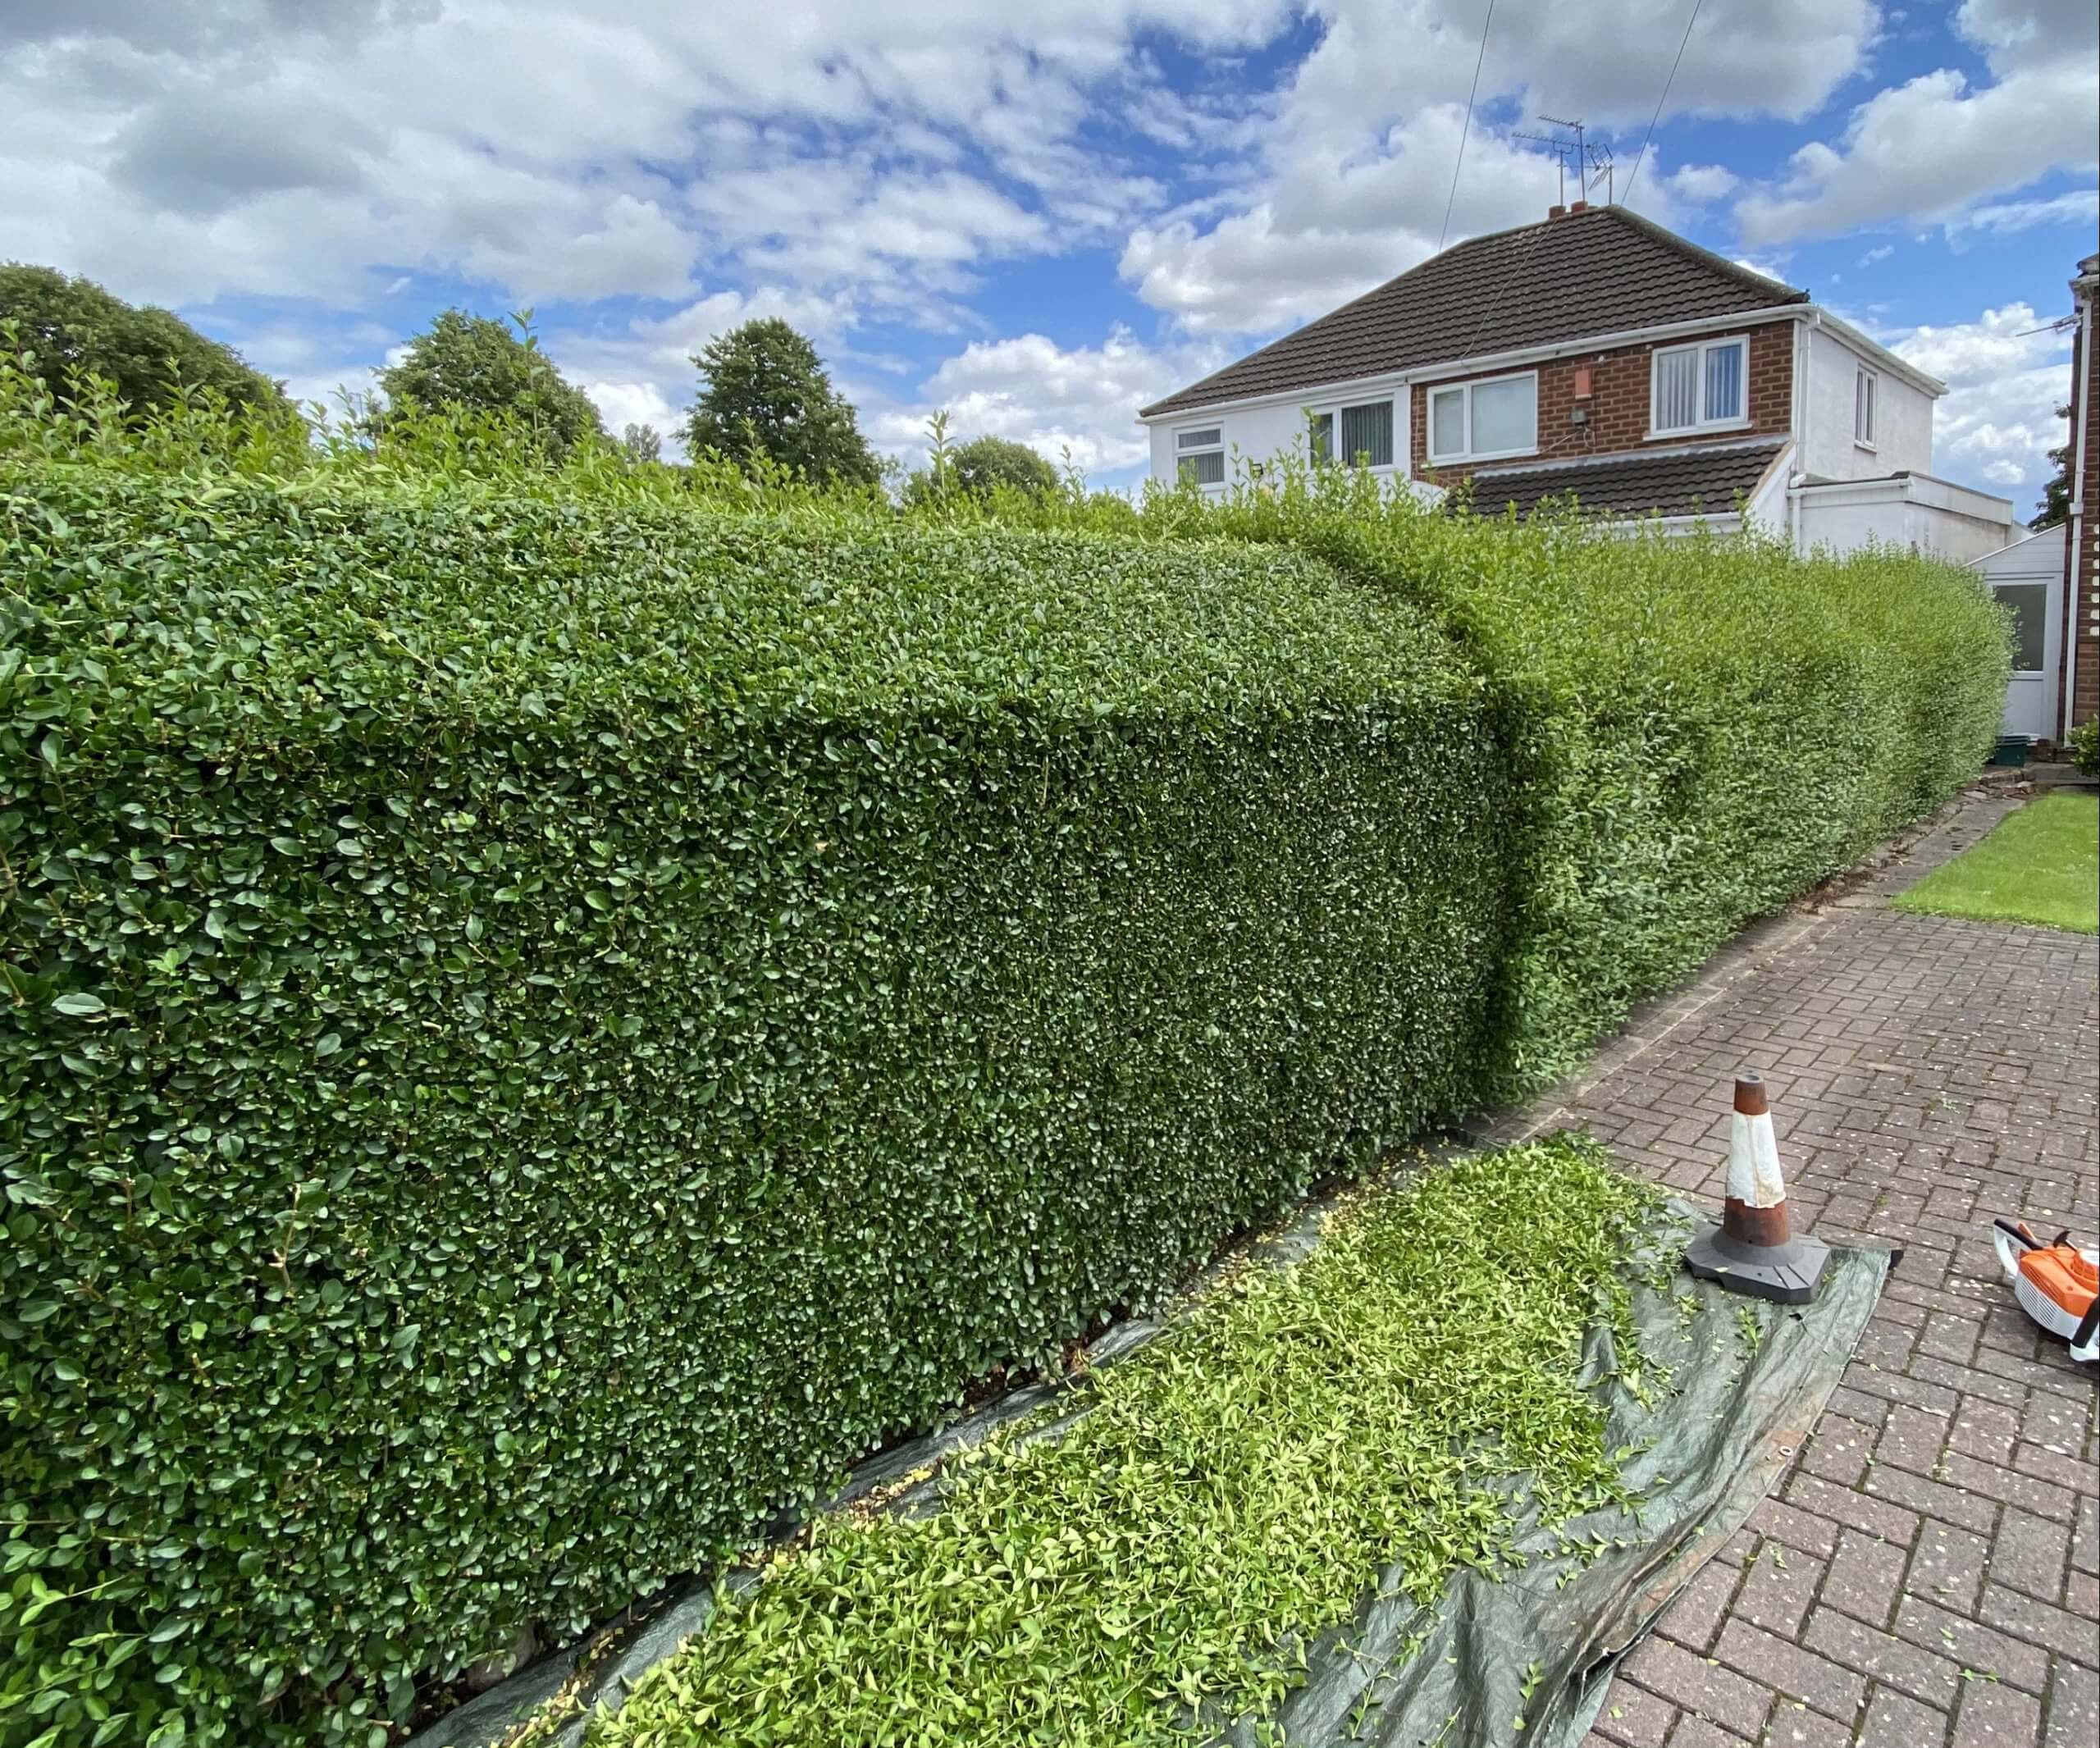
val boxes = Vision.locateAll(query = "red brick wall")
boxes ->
[1409,322,1794,486]
[2069,290,2098,731]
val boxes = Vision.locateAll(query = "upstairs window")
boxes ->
[1651,336,1747,435]
[1176,426,1225,486]
[1854,367,1878,448]
[1427,372,1537,463]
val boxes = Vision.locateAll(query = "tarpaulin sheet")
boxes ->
[413,1199,1886,1748]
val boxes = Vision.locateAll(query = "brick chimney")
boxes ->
[1568,199,1589,214]
[1548,204,1567,220]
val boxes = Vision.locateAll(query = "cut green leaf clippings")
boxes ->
[597,1138,1669,1748]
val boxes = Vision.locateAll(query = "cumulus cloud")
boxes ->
[1118,0,1874,335]
[1737,0,2098,243]
[870,326,1232,481]
[1890,301,2074,495]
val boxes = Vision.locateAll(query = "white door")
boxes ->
[1992,568,2062,741]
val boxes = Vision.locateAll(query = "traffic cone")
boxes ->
[1684,1073,1830,1304]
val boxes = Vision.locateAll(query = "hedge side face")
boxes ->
[0,474,1511,1746]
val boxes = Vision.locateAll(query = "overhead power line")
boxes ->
[1623,0,1705,205]
[1437,0,1498,253]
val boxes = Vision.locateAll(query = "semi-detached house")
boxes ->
[1140,202,2016,564]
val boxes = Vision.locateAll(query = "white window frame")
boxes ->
[1174,424,1226,490]
[1424,370,1538,466]
[1649,335,1750,437]
[1304,396,1398,472]
[1854,366,1878,451]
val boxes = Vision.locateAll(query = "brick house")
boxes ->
[1140,203,2017,563]
[2062,252,2098,737]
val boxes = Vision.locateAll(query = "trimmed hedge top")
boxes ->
[3,468,1511,1748]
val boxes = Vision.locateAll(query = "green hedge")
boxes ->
[1118,475,2012,1089]
[0,471,1513,1747]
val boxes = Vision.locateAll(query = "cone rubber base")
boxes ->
[1685,1224,1832,1305]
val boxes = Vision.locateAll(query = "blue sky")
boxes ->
[2,1,2093,505]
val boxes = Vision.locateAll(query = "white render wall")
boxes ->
[1147,385,1409,492]
[1798,322,1933,481]
[1793,473,2017,564]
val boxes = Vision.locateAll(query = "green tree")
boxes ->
[378,308,604,460]
[2032,404,2072,530]
[948,434,1058,499]
[620,422,664,464]
[682,318,879,488]
[0,262,290,417]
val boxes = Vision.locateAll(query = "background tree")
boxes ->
[947,434,1058,500]
[378,309,604,460]
[0,262,290,417]
[682,318,879,488]
[620,422,663,464]
[2031,404,2072,530]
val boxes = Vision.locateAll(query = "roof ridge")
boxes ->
[1140,207,1808,420]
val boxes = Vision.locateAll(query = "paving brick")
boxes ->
[1756,1705,1851,1748]
[2043,1659,2099,1748]
[1667,1718,1751,1748]
[1948,1676,2041,1748]
[1988,1508,2070,1606]
[1733,1545,1822,1641]
[1802,1605,1962,1709]
[1622,1637,1775,1735]
[1978,1583,2100,1664]
[1714,1619,1867,1722]
[1748,1498,1840,1562]
[1879,1402,1954,1476]
[1911,1520,1993,1615]
[1853,1685,1949,1748]
[1860,1463,1997,1536]
[1596,1680,1679,1747]
[1893,1597,2053,1696]
[1946,1400,2022,1466]
[1822,1529,1911,1629]
[1799,1416,1874,1488]
[1940,1452,2079,1522]
[1660,1560,1742,1654]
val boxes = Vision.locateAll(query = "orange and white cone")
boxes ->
[1685,1073,1831,1304]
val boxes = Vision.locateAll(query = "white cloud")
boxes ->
[1668,164,1740,204]
[1858,244,1894,266]
[1889,301,2073,494]
[1118,0,1875,336]
[872,326,1231,481]
[1737,0,2098,243]
[1948,189,2100,238]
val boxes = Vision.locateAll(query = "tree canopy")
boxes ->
[378,309,605,460]
[682,318,880,488]
[2032,404,2071,530]
[947,434,1059,499]
[0,262,290,418]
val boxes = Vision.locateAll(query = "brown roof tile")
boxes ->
[1459,436,1789,520]
[1141,207,1806,418]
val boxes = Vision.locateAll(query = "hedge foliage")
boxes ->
[1,468,1511,1747]
[0,386,2010,1746]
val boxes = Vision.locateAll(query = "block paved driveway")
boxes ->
[1480,788,2098,1748]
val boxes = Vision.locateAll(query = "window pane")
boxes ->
[1430,389,1464,458]
[1703,343,1743,422]
[1180,449,1225,486]
[1468,377,1536,454]
[1654,349,1698,431]
[1994,582,2048,673]
[1177,427,1221,450]
[1308,411,1333,463]
[1340,399,1393,467]
[1856,372,1874,443]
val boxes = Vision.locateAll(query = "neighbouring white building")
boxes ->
[1139,202,2017,564]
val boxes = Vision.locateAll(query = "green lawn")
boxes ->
[1896,792,2099,934]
